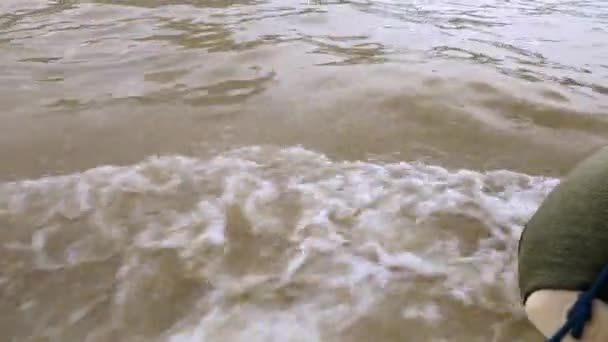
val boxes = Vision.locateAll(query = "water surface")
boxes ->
[1,0,607,341]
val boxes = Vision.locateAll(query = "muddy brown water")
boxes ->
[1,0,607,341]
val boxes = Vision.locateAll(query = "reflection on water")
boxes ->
[0,0,607,341]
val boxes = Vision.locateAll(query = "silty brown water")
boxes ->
[1,0,607,341]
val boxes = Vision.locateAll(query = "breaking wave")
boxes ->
[0,146,557,341]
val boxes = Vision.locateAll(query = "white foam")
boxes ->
[402,303,442,324]
[0,146,559,341]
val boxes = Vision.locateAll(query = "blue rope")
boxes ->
[546,263,608,342]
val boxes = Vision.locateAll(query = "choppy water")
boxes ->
[1,1,607,341]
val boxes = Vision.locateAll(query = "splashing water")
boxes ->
[1,146,557,341]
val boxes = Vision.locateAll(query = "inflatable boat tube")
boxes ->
[518,146,608,341]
